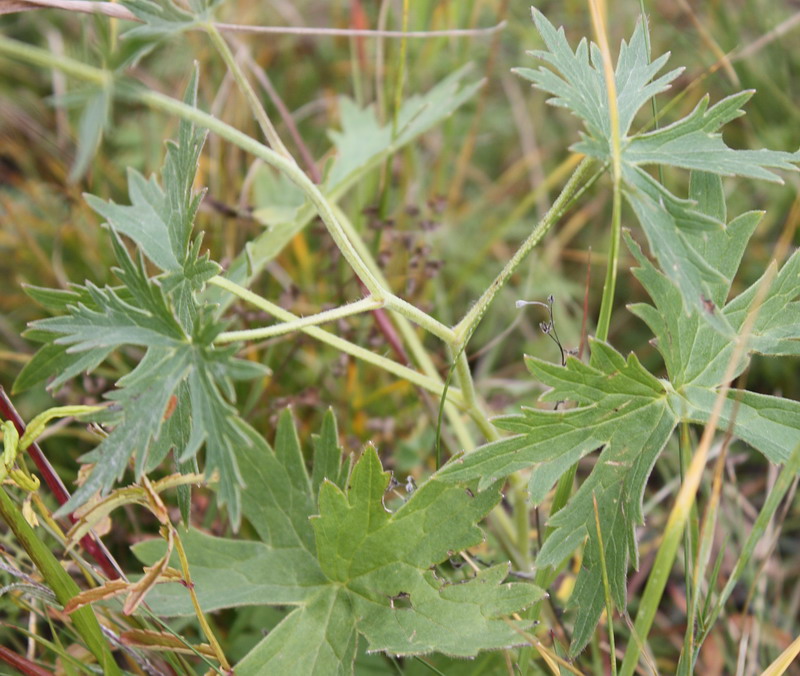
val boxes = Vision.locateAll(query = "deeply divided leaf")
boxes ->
[516,8,800,333]
[439,340,678,654]
[19,73,259,525]
[134,412,544,674]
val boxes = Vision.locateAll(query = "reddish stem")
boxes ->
[356,280,410,365]
[0,645,52,676]
[0,386,121,580]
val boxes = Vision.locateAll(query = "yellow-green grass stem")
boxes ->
[0,487,121,674]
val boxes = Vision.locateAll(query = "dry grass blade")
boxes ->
[120,629,217,658]
[760,633,800,676]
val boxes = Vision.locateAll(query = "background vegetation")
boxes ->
[1,0,799,673]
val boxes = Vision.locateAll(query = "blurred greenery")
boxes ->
[0,0,798,673]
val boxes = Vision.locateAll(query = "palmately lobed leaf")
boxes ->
[439,340,678,654]
[135,413,543,674]
[22,70,264,525]
[518,8,800,335]
[515,8,681,144]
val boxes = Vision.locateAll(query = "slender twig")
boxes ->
[204,22,292,159]
[453,157,595,345]
[4,0,506,38]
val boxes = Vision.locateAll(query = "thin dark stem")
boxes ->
[240,49,323,184]
[0,387,123,580]
[356,280,410,365]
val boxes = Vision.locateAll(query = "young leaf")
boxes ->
[133,411,544,673]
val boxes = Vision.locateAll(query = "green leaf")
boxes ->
[27,75,250,524]
[13,340,113,393]
[58,347,192,516]
[438,222,798,654]
[22,283,99,313]
[624,92,800,181]
[85,173,180,272]
[70,86,112,182]
[680,388,800,466]
[311,409,349,497]
[84,67,209,285]
[515,9,681,141]
[627,232,800,388]
[622,168,733,334]
[324,65,483,193]
[31,236,187,353]
[121,0,199,39]
[516,9,800,333]
[251,166,307,228]
[134,413,543,673]
[438,340,677,654]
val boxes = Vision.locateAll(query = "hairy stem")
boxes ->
[209,276,465,407]
[204,22,293,160]
[215,296,384,343]
[453,157,595,345]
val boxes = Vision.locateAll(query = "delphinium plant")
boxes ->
[0,1,799,674]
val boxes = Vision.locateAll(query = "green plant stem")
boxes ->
[0,487,120,674]
[137,88,387,290]
[215,296,384,342]
[136,87,458,343]
[453,157,594,344]
[0,37,451,346]
[0,34,583,599]
[593,494,617,676]
[595,183,622,342]
[172,527,229,672]
[513,478,532,571]
[209,276,465,407]
[384,294,456,344]
[452,347,477,409]
[331,205,474,450]
[0,35,109,87]
[204,22,293,160]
